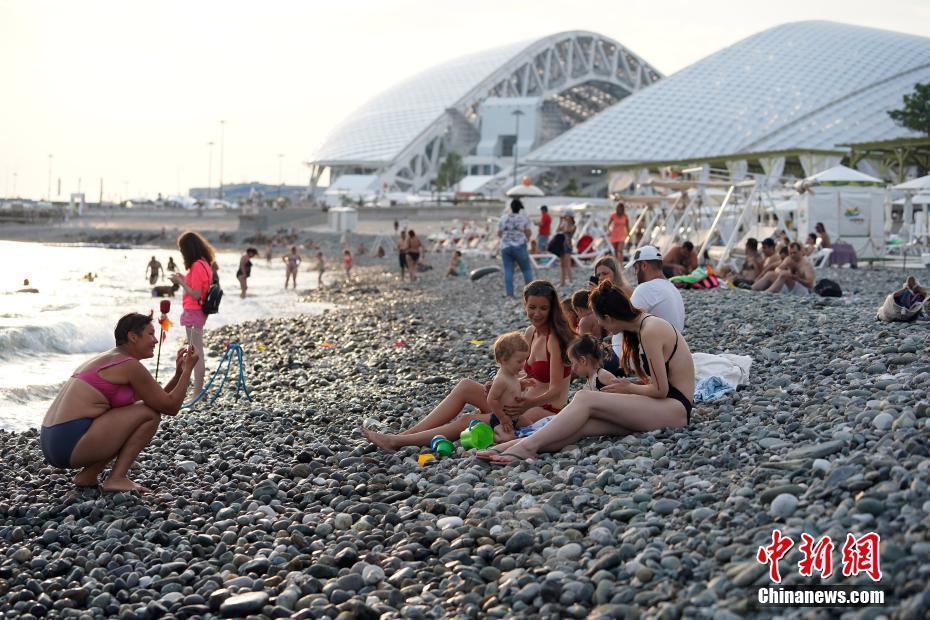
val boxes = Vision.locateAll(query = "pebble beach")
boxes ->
[1,262,929,619]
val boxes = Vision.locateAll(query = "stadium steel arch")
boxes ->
[310,31,663,193]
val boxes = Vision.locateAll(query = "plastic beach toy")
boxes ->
[430,436,455,457]
[460,420,494,450]
[418,454,436,467]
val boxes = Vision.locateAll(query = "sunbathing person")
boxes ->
[752,242,815,295]
[488,280,694,465]
[361,280,574,450]
[719,238,763,285]
[662,241,697,277]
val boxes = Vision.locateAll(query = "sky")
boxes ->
[2,0,929,201]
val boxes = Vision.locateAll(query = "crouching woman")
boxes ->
[40,313,197,492]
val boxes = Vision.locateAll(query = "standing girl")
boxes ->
[169,231,217,394]
[608,202,629,259]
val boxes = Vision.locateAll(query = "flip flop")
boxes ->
[489,453,536,466]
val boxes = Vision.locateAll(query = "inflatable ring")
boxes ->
[469,266,501,281]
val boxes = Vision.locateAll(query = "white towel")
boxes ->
[692,352,752,386]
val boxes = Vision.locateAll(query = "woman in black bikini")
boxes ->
[491,279,693,465]
[236,247,259,299]
[360,280,574,450]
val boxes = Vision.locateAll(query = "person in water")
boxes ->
[146,257,164,285]
[40,313,197,492]
[237,247,259,298]
[17,278,39,293]
[283,246,302,289]
[166,257,178,272]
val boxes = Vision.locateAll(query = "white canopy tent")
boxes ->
[795,165,886,260]
[893,174,930,244]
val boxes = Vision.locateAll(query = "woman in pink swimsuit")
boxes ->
[40,313,197,492]
[360,280,575,450]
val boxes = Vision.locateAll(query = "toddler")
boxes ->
[486,332,530,436]
[568,335,619,391]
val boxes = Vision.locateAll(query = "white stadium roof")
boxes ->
[312,41,530,166]
[310,30,663,191]
[527,21,930,167]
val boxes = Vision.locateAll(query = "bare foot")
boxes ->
[360,426,397,452]
[475,449,502,461]
[490,442,538,466]
[101,477,150,494]
[72,469,101,487]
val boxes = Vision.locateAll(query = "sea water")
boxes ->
[0,240,330,431]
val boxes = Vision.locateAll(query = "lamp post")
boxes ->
[207,141,214,200]
[511,109,524,188]
[218,120,225,199]
[47,154,53,201]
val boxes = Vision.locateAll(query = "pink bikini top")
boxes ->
[72,357,137,408]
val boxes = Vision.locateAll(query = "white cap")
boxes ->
[626,245,662,269]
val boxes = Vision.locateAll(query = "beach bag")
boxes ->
[547,233,566,257]
[877,293,923,322]
[669,267,719,290]
[814,278,842,298]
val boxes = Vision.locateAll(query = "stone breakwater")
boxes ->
[1,265,929,619]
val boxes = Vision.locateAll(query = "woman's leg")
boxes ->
[401,379,490,435]
[70,404,161,492]
[406,255,417,281]
[186,326,206,392]
[494,391,685,461]
[514,245,535,289]
[362,414,489,450]
[238,275,247,298]
[560,254,571,286]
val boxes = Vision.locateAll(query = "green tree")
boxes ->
[563,178,580,196]
[888,82,930,135]
[435,152,466,191]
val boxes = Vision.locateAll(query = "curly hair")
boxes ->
[177,231,216,270]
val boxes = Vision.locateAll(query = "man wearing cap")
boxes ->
[628,245,685,331]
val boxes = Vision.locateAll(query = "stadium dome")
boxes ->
[527,21,930,167]
[310,31,662,194]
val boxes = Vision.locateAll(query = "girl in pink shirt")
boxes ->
[170,231,216,393]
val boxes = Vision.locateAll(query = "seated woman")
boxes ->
[39,313,197,492]
[587,256,633,297]
[361,280,575,449]
[489,280,694,465]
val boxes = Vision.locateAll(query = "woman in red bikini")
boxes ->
[360,280,575,450]
[40,313,197,492]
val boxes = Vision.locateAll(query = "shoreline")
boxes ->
[1,265,929,617]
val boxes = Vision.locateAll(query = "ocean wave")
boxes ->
[0,382,63,406]
[0,321,113,361]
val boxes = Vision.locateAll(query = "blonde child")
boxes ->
[314,252,325,287]
[343,249,353,280]
[485,332,531,438]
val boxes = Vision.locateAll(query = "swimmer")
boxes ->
[17,278,38,293]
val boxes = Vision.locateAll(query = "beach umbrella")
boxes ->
[505,184,545,197]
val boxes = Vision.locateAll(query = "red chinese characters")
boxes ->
[757,529,795,584]
[841,533,882,582]
[756,530,882,584]
[797,534,835,578]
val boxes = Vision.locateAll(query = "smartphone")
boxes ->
[589,276,598,285]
